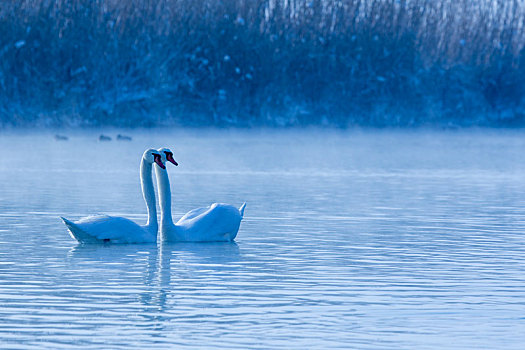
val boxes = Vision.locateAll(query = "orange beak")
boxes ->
[166,153,178,166]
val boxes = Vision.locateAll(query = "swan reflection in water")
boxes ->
[67,241,241,312]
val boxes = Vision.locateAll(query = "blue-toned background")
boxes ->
[1,0,524,127]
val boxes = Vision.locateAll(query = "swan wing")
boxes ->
[178,206,210,222]
[176,203,242,242]
[62,215,154,244]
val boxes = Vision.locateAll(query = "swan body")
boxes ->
[61,149,165,244]
[62,215,155,244]
[155,148,245,242]
[170,202,245,242]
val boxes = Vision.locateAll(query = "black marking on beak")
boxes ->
[153,153,166,169]
[165,151,178,166]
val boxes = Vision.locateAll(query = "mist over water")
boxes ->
[0,129,525,349]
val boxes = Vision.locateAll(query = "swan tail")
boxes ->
[61,217,96,244]
[239,202,246,218]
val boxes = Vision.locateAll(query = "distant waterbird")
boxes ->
[155,147,245,242]
[117,134,132,141]
[54,134,68,141]
[61,149,165,244]
[99,134,112,141]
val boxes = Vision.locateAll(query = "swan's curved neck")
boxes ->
[140,158,158,232]
[155,165,174,227]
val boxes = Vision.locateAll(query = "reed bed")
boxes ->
[1,0,524,127]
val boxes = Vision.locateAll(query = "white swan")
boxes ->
[61,149,164,244]
[155,148,245,242]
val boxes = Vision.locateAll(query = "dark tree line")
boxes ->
[1,0,525,127]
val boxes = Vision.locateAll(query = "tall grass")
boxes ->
[1,0,524,127]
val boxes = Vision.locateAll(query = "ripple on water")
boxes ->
[1,131,525,349]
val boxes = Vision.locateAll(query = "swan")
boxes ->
[155,147,246,242]
[61,149,165,244]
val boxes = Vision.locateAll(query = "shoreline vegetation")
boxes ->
[1,0,525,128]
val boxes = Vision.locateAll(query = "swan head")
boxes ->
[143,148,165,169]
[158,147,178,166]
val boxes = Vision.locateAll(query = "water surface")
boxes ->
[0,130,524,349]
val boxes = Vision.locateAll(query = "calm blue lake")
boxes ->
[0,129,524,349]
